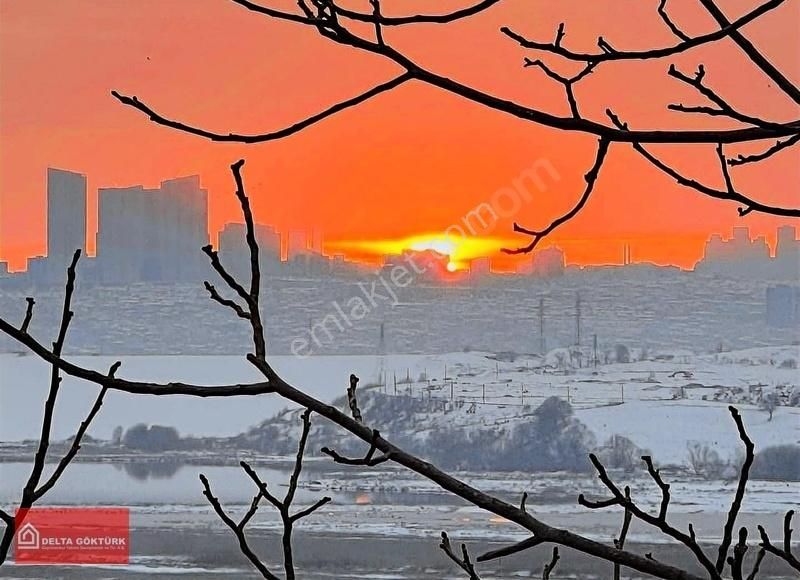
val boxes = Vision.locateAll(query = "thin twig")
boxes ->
[542,546,560,580]
[20,297,35,333]
[504,138,610,254]
[439,532,481,579]
[716,406,755,573]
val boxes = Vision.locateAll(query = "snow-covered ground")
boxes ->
[2,346,798,466]
[2,345,797,578]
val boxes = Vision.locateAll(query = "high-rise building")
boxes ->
[218,222,281,278]
[47,168,86,263]
[310,230,325,255]
[96,176,208,284]
[531,246,565,277]
[288,230,310,261]
[776,225,799,260]
[697,227,770,275]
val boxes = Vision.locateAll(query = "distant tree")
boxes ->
[510,397,596,472]
[615,344,630,364]
[686,442,727,479]
[596,434,649,473]
[111,425,124,445]
[122,423,181,451]
[760,392,779,421]
[752,445,800,481]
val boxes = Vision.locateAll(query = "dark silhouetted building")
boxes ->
[96,176,208,284]
[218,222,281,278]
[531,246,566,277]
[47,168,86,264]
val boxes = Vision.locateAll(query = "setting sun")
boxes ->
[330,234,517,272]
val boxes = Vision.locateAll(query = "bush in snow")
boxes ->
[686,442,728,479]
[122,423,181,451]
[751,445,800,481]
[506,397,596,472]
[596,434,650,473]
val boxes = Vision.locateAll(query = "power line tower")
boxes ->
[575,293,582,347]
[377,320,386,355]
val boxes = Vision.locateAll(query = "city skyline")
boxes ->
[2,1,798,273]
[2,166,798,275]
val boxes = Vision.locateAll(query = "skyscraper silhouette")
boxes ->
[47,168,86,262]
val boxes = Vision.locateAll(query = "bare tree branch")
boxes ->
[657,0,690,41]
[321,428,392,466]
[32,377,113,501]
[758,510,800,571]
[504,138,610,255]
[20,297,35,333]
[542,546,560,580]
[439,532,481,579]
[332,0,503,26]
[200,473,280,580]
[346,373,363,422]
[229,159,267,361]
[0,253,113,565]
[202,409,330,580]
[501,0,786,62]
[369,0,384,45]
[729,133,800,166]
[580,453,720,579]
[746,547,766,580]
[478,536,545,562]
[524,58,597,119]
[667,65,783,130]
[111,1,800,148]
[607,110,800,218]
[204,281,250,320]
[716,406,756,573]
[111,72,414,144]
[642,455,671,521]
[21,249,81,507]
[727,527,749,580]
[696,0,800,105]
[614,487,633,580]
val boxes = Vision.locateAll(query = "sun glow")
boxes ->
[330,233,515,272]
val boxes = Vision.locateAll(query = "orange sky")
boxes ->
[1,0,798,272]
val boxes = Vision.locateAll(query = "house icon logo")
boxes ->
[16,522,40,550]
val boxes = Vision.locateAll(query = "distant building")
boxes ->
[47,168,86,266]
[530,246,565,277]
[310,230,325,255]
[96,175,208,284]
[218,222,281,278]
[775,225,800,277]
[0,261,7,277]
[469,257,491,278]
[766,285,799,327]
[287,230,310,260]
[696,227,777,278]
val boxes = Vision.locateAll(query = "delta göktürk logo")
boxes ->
[14,507,129,564]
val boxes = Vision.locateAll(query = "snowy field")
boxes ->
[2,345,798,463]
[1,346,798,578]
